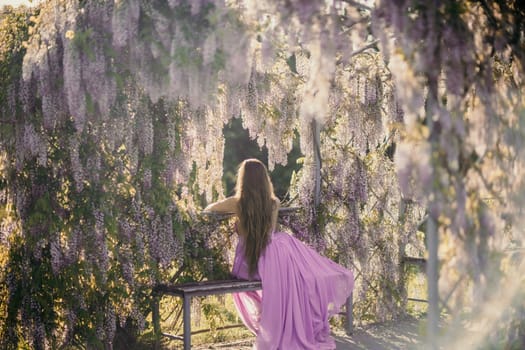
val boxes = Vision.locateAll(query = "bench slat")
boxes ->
[154,279,262,297]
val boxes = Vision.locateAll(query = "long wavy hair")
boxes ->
[235,159,277,275]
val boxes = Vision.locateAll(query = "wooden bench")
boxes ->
[152,279,353,350]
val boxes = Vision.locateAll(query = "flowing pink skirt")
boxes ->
[232,232,354,350]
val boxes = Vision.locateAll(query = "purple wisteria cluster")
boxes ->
[146,210,182,268]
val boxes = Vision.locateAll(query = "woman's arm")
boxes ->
[203,196,238,214]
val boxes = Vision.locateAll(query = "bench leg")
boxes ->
[183,295,191,350]
[345,292,353,335]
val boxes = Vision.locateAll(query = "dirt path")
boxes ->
[194,316,423,350]
[333,316,422,350]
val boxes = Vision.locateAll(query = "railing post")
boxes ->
[312,119,321,208]
[425,26,440,347]
[398,198,409,311]
[345,292,354,335]
[183,295,191,350]
[427,214,439,349]
[152,295,161,350]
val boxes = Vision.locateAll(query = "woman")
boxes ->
[204,159,354,349]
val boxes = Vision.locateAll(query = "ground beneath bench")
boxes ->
[194,316,423,350]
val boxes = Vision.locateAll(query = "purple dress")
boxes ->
[232,231,354,350]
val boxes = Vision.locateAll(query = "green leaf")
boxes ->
[286,53,298,74]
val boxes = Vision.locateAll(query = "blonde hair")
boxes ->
[235,159,277,275]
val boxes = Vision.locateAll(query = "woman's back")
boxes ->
[204,159,280,276]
